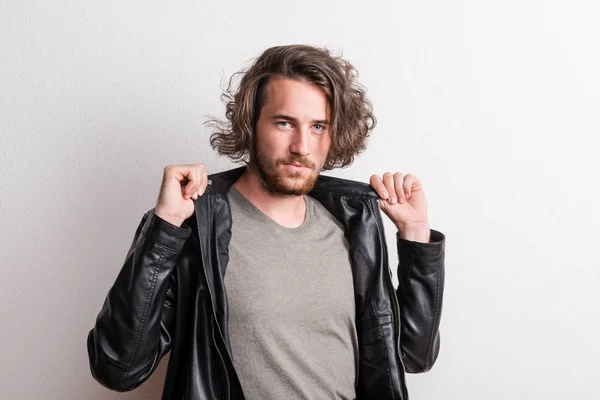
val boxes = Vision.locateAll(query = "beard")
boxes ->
[250,144,321,196]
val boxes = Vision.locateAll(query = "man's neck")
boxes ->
[233,168,307,229]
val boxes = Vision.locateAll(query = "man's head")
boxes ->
[208,44,376,195]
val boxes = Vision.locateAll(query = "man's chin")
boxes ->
[269,174,318,196]
[252,159,320,196]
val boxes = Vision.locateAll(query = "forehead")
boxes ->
[262,77,330,119]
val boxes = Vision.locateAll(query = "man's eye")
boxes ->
[313,124,325,132]
[277,121,291,128]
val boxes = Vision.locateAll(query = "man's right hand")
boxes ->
[154,164,209,227]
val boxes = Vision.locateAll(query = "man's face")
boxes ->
[251,77,332,196]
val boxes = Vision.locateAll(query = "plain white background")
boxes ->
[1,1,599,399]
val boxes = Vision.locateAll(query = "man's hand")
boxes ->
[370,172,431,243]
[154,163,210,227]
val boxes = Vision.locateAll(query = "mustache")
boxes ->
[277,156,315,169]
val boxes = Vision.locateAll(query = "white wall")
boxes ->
[1,1,599,399]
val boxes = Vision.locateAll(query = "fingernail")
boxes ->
[390,196,397,204]
[382,192,389,199]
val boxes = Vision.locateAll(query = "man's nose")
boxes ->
[289,127,310,156]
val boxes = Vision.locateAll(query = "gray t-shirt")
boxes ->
[225,186,358,400]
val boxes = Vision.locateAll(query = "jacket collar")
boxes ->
[205,165,380,199]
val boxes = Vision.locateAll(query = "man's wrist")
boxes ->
[396,222,431,243]
[153,207,185,228]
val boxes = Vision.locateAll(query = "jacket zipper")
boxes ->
[211,317,231,400]
[387,265,407,360]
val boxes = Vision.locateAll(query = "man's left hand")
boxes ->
[370,172,431,243]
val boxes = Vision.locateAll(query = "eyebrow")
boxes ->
[271,114,330,125]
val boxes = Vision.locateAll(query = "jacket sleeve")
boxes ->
[395,228,445,373]
[86,208,192,391]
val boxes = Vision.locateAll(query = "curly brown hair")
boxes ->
[205,44,376,171]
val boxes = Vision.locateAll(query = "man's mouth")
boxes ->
[284,163,309,170]
[279,159,313,170]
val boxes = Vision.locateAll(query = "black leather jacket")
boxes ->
[87,166,446,399]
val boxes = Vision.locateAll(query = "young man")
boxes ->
[87,44,446,400]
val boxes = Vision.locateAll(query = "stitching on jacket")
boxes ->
[310,188,377,200]
[368,195,405,394]
[407,247,414,284]
[120,245,166,384]
[352,242,381,320]
[379,324,397,400]
[423,259,442,371]
[206,198,213,271]
[353,241,373,272]
[366,198,386,319]
[103,353,128,370]
[153,241,184,254]
[205,197,224,396]
[208,318,217,395]
[194,198,223,396]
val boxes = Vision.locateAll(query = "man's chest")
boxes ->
[224,225,355,324]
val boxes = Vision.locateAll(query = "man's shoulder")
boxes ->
[205,166,246,194]
[312,174,379,199]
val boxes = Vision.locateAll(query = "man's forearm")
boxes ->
[395,229,445,372]
[87,209,191,391]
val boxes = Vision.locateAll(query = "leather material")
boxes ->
[87,166,446,399]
